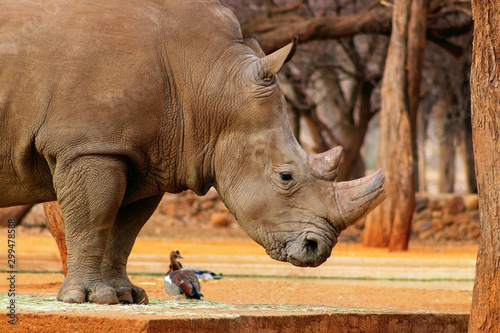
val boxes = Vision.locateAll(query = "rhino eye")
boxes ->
[280,172,293,181]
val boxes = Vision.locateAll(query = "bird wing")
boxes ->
[170,270,193,296]
[170,271,200,297]
[164,274,181,295]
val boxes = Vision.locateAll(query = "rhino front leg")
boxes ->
[54,156,128,304]
[101,195,163,304]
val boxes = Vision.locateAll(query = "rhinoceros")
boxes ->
[0,0,385,304]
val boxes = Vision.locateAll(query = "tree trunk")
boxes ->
[336,80,375,181]
[434,98,456,193]
[0,205,32,227]
[461,102,477,193]
[468,0,500,331]
[43,201,68,276]
[417,96,433,193]
[417,111,427,192]
[363,0,427,251]
[438,140,455,193]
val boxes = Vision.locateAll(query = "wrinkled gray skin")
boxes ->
[0,0,385,304]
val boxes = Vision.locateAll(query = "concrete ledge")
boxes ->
[4,311,469,333]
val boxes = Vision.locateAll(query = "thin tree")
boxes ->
[363,0,427,250]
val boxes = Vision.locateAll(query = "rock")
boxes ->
[431,210,443,219]
[22,204,46,226]
[419,229,435,240]
[468,223,481,239]
[453,212,470,225]
[457,224,469,238]
[414,197,429,213]
[442,213,454,226]
[431,218,444,231]
[184,192,196,207]
[200,201,215,211]
[433,230,445,241]
[164,203,176,216]
[469,211,480,223]
[446,224,459,239]
[415,208,431,220]
[428,198,441,210]
[464,194,479,211]
[443,196,465,215]
[215,201,229,212]
[415,219,432,233]
[203,188,219,200]
[210,212,233,227]
[339,225,363,241]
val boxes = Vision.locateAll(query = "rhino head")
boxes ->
[209,38,386,268]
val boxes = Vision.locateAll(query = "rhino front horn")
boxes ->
[308,146,343,181]
[333,169,386,229]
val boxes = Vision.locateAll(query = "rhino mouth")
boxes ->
[265,219,338,267]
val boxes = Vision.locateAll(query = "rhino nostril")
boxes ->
[304,239,319,256]
[287,237,330,267]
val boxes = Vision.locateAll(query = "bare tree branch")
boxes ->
[240,3,471,57]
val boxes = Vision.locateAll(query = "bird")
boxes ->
[164,249,204,300]
[168,259,223,281]
[181,266,223,280]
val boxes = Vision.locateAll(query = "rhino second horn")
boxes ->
[308,146,343,181]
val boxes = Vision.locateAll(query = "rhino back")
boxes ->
[0,0,243,206]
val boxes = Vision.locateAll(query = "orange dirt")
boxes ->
[0,219,477,332]
[1,270,474,311]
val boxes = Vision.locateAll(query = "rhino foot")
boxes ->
[87,284,120,304]
[102,273,149,304]
[57,279,119,304]
[57,287,87,304]
[113,285,149,304]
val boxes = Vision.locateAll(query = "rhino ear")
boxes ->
[258,37,297,79]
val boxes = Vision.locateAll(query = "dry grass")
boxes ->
[2,294,396,319]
